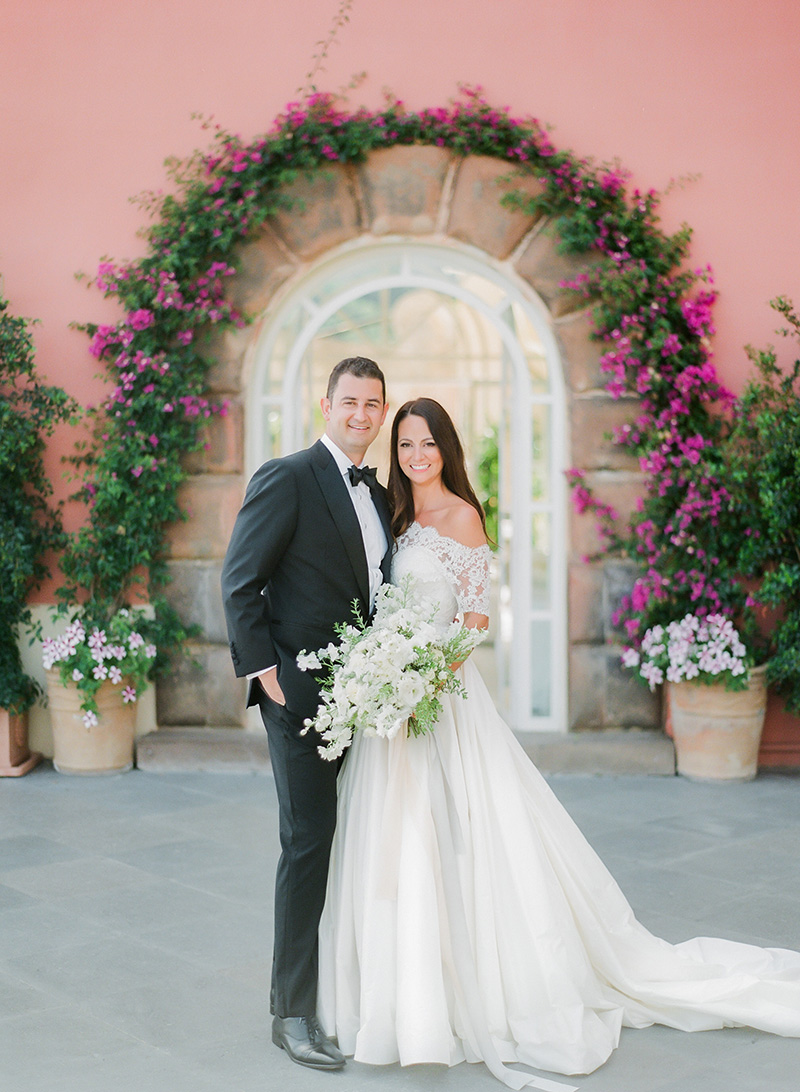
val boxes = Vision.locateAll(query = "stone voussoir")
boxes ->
[446,155,546,259]
[514,228,602,317]
[200,324,253,395]
[554,308,606,393]
[270,164,362,259]
[358,145,453,236]
[182,397,244,476]
[227,225,297,315]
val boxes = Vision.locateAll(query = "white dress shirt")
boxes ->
[248,435,388,680]
[319,433,388,610]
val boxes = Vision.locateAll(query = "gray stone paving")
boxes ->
[1,763,799,1092]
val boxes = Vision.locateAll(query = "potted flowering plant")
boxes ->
[42,608,157,774]
[623,614,766,781]
[614,298,800,778]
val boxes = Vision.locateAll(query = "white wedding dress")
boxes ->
[318,523,800,1091]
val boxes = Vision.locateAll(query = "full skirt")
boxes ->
[318,660,800,1089]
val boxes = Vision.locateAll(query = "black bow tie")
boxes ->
[348,464,378,488]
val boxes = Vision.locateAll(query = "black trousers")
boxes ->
[259,694,339,1018]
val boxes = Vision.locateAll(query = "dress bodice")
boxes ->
[391,522,491,631]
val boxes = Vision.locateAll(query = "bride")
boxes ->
[317,397,800,1091]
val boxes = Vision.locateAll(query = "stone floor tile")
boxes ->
[0,856,153,901]
[0,1005,142,1071]
[0,881,38,911]
[3,933,203,1002]
[0,969,62,1019]
[75,973,267,1053]
[114,836,267,881]
[0,833,85,870]
[53,877,248,934]
[153,799,274,845]
[144,909,269,973]
[4,1043,221,1092]
[45,814,207,857]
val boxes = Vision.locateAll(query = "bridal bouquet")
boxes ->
[297,578,485,761]
[622,612,751,691]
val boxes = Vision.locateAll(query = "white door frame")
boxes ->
[249,240,567,733]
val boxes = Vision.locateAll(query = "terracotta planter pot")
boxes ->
[46,669,136,775]
[667,664,768,782]
[0,708,41,777]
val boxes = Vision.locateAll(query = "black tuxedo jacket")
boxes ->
[221,439,393,722]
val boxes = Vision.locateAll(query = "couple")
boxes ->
[221,356,800,1090]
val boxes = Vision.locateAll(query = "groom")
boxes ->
[221,356,390,1070]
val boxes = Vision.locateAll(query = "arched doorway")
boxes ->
[249,240,567,732]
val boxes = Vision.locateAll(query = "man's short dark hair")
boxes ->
[326,357,386,402]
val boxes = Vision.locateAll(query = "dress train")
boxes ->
[316,525,800,1088]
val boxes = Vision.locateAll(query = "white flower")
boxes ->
[625,612,751,690]
[297,574,484,760]
[297,651,322,672]
[641,662,664,690]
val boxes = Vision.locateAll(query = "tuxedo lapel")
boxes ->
[310,441,370,607]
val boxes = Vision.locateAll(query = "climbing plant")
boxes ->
[71,87,724,674]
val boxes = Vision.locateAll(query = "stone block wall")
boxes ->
[158,146,654,733]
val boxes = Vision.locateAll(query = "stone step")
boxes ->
[520,729,675,776]
[136,727,675,776]
[136,727,270,774]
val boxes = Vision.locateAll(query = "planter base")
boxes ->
[668,665,768,782]
[53,759,133,776]
[46,669,136,775]
[0,709,42,777]
[0,751,42,777]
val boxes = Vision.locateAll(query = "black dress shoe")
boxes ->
[272,1014,346,1070]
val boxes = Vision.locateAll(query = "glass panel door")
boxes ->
[250,241,566,732]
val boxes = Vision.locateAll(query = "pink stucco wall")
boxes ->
[3,0,799,516]
[4,0,800,759]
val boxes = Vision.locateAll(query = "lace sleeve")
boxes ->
[454,544,491,616]
[398,524,492,617]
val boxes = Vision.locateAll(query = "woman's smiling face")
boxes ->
[396,413,444,486]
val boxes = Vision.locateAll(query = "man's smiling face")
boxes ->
[321,374,388,463]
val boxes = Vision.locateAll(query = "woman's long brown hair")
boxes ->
[388,398,487,539]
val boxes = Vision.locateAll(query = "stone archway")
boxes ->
[157,146,659,739]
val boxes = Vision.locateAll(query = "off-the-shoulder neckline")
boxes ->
[405,521,492,555]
